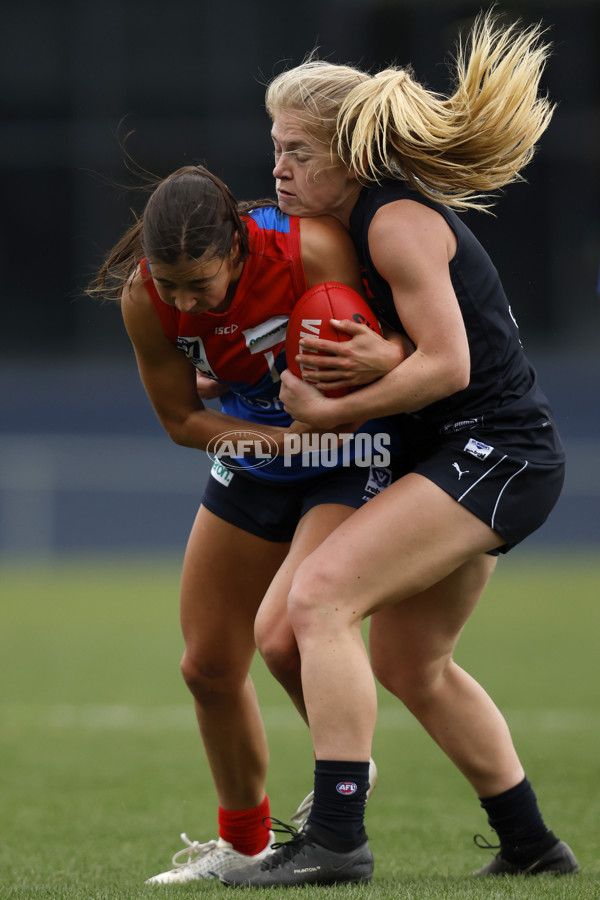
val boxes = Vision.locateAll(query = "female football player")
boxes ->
[90,164,405,883]
[223,12,579,887]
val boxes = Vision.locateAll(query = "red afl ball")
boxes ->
[286,282,382,397]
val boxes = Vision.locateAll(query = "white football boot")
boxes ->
[145,831,275,884]
[290,757,378,830]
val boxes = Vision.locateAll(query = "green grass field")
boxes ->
[1,552,599,899]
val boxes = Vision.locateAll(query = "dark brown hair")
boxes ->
[89,164,268,301]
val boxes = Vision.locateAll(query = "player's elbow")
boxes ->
[448,361,470,393]
[440,346,470,395]
[416,348,470,400]
[168,430,192,449]
[162,416,196,449]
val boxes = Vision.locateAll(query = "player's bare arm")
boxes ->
[122,270,299,453]
[296,216,408,387]
[280,202,470,428]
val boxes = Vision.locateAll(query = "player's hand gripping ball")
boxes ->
[285,282,382,397]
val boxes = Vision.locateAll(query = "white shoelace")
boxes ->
[171,833,224,868]
[290,792,313,826]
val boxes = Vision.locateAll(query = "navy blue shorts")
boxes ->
[413,432,565,553]
[201,457,405,542]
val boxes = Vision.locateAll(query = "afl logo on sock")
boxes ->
[336,781,358,796]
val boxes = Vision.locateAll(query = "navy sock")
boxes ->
[479,777,558,863]
[305,759,370,852]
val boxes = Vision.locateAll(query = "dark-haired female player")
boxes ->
[90,164,402,883]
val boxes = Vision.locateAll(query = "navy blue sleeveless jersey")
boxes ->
[349,183,564,463]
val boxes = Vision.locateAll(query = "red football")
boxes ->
[286,282,382,397]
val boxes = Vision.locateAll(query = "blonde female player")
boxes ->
[224,12,579,887]
[90,164,405,883]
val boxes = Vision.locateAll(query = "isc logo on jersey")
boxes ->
[214,324,238,334]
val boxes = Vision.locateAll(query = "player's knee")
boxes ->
[254,612,275,659]
[287,576,319,635]
[287,562,343,638]
[372,652,448,709]
[371,648,406,697]
[259,635,301,687]
[180,651,239,701]
[372,659,415,702]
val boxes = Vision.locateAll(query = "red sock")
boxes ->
[218,795,271,856]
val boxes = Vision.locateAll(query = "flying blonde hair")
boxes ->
[266,11,554,211]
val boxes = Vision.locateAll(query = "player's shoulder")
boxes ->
[122,264,149,305]
[369,198,453,270]
[371,195,441,234]
[121,264,156,328]
[298,216,362,290]
[299,215,354,254]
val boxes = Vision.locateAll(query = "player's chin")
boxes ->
[277,193,315,217]
[276,191,295,208]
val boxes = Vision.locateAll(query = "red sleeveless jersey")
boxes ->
[140,205,400,481]
[140,206,306,424]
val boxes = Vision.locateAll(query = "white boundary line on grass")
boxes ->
[2,703,598,734]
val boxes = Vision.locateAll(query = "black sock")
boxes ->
[479,777,558,864]
[305,759,370,852]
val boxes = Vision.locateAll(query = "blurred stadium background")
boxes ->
[1,0,598,560]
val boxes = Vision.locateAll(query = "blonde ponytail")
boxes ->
[338,12,554,210]
[266,12,554,212]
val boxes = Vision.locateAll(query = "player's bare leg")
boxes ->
[145,506,288,884]
[253,475,574,884]
[180,505,288,809]
[369,554,525,797]
[256,502,378,827]
[288,476,501,760]
[255,502,356,723]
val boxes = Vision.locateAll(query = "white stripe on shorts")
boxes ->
[458,454,529,531]
[490,460,528,531]
[458,455,508,504]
